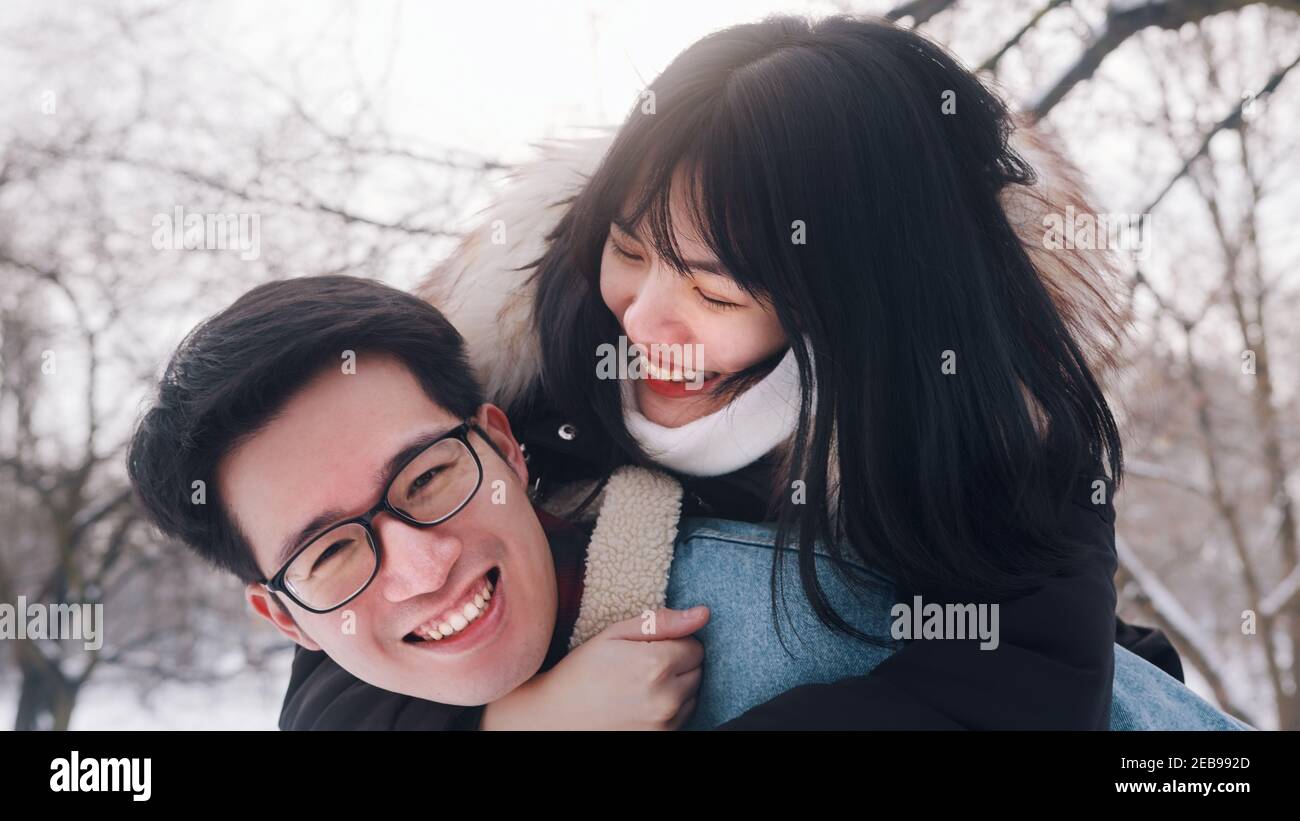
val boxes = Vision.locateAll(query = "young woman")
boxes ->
[415,15,1165,728]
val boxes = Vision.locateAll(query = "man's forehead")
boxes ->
[267,424,463,570]
[217,358,459,563]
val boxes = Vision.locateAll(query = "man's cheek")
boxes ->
[333,607,361,638]
[304,609,367,654]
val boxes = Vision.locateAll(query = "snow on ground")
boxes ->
[0,657,292,730]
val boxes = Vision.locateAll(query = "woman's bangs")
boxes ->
[591,117,772,304]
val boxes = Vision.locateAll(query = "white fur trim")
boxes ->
[415,120,1121,538]
[419,121,1120,415]
[1003,118,1126,377]
[415,131,615,410]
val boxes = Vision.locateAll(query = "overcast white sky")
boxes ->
[204,0,850,162]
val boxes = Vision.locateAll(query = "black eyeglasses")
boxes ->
[262,420,487,614]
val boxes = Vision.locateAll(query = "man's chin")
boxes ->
[398,661,540,707]
[330,664,516,707]
[334,640,550,707]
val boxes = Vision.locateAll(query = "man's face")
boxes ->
[223,354,557,705]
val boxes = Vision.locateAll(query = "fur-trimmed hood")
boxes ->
[415,122,1125,416]
[414,125,1127,643]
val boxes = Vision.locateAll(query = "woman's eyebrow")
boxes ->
[682,258,729,277]
[610,218,642,240]
[611,218,729,277]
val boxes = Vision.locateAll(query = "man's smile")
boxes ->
[401,567,504,652]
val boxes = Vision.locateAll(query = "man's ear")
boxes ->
[474,403,528,488]
[245,583,322,652]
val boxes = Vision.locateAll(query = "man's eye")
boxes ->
[409,468,442,494]
[311,540,349,572]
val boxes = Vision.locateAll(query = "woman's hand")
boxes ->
[480,606,709,730]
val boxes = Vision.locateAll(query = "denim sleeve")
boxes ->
[672,496,1118,730]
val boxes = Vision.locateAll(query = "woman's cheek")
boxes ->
[600,251,647,319]
[597,255,625,318]
[696,320,757,374]
[694,310,784,373]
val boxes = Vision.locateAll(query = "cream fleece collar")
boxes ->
[568,465,682,648]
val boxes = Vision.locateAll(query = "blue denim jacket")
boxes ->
[666,518,1251,730]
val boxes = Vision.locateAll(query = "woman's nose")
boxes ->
[622,269,689,346]
[373,515,463,603]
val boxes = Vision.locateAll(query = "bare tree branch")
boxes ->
[980,0,1071,74]
[1140,49,1300,214]
[1116,544,1258,724]
[1027,0,1299,119]
[886,0,960,25]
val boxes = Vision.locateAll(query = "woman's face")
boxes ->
[598,182,788,428]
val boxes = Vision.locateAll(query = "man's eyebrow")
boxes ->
[273,507,349,570]
[271,425,459,569]
[374,426,460,491]
[609,218,729,277]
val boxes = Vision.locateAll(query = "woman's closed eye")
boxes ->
[695,288,740,310]
[609,233,744,310]
[610,241,644,262]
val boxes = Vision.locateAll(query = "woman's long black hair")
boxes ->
[531,15,1124,643]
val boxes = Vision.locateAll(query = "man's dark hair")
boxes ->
[127,275,485,584]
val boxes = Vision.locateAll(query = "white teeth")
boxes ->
[641,356,698,382]
[638,354,713,382]
[411,575,497,641]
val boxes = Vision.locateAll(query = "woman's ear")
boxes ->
[474,403,529,488]
[245,583,321,652]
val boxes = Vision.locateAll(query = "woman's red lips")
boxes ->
[642,372,719,398]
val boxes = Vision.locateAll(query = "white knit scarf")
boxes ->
[621,347,802,477]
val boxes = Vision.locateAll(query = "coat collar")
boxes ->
[567,465,682,647]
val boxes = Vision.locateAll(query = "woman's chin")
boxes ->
[634,380,723,428]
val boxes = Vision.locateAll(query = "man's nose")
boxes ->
[622,266,690,347]
[373,515,463,603]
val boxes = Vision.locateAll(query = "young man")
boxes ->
[127,274,717,729]
[128,275,1248,730]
